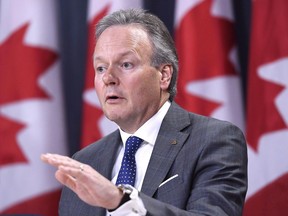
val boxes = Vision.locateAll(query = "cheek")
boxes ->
[94,73,103,88]
[94,79,103,99]
[134,74,160,98]
[94,73,100,85]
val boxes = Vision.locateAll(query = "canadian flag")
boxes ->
[174,0,244,130]
[81,0,143,148]
[0,0,67,215]
[244,0,288,215]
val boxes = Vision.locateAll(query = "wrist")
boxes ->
[108,184,133,211]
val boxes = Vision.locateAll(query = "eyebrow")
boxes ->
[93,50,138,62]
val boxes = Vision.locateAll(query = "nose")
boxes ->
[102,66,119,85]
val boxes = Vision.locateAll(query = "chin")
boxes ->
[105,112,120,122]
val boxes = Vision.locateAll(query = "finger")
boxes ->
[58,164,90,182]
[41,153,89,183]
[40,153,59,168]
[55,169,76,188]
[41,153,71,163]
[56,167,91,196]
[41,153,79,169]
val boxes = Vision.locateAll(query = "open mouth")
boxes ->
[106,95,121,102]
[107,95,119,100]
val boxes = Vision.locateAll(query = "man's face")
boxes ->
[93,25,171,133]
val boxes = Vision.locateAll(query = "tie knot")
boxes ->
[124,136,143,156]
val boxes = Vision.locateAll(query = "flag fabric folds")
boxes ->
[174,0,244,130]
[0,0,67,215]
[244,0,288,215]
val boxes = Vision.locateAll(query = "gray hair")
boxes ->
[95,8,179,101]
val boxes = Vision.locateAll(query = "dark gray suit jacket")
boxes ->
[59,102,247,215]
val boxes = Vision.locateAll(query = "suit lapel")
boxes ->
[89,130,122,180]
[82,132,122,216]
[141,103,190,197]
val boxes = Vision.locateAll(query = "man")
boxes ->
[41,9,247,216]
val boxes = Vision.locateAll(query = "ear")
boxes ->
[159,64,173,91]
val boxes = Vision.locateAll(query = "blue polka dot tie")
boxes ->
[116,136,143,186]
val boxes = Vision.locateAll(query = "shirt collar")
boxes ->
[119,101,171,146]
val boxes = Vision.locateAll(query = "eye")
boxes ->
[121,62,133,70]
[96,66,106,74]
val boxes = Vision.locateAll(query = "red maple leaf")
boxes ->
[0,115,26,166]
[81,6,109,148]
[244,173,288,216]
[0,23,58,166]
[246,0,288,151]
[175,0,237,116]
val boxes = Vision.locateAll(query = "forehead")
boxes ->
[94,25,153,58]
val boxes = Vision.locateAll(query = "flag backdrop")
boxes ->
[1,0,288,215]
[174,0,244,130]
[0,0,67,215]
[244,0,288,215]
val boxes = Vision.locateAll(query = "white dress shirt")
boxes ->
[107,101,171,216]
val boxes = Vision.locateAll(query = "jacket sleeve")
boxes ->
[139,121,248,216]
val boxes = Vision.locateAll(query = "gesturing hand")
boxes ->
[41,153,123,209]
